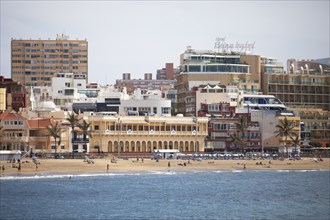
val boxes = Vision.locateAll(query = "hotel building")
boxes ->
[11,34,88,87]
[175,47,260,116]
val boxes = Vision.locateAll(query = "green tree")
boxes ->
[64,112,81,158]
[274,117,296,158]
[0,125,3,150]
[47,121,63,157]
[78,120,93,153]
[236,115,250,154]
[229,133,244,154]
[0,125,3,137]
[290,134,301,157]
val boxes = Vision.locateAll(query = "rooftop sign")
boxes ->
[214,37,255,53]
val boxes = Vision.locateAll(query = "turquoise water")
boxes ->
[1,170,329,220]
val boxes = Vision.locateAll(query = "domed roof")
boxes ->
[36,101,56,110]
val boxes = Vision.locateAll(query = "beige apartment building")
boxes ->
[11,34,88,87]
[0,88,6,111]
[0,110,71,154]
[261,58,330,147]
[262,71,330,111]
[292,108,330,148]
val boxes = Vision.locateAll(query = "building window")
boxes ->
[208,104,219,112]
[161,107,171,114]
[94,125,99,130]
[214,123,229,130]
[64,89,74,96]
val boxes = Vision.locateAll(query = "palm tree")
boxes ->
[274,117,296,158]
[236,115,250,154]
[290,134,301,158]
[0,125,4,150]
[47,121,63,157]
[229,133,244,154]
[64,112,80,159]
[78,120,93,153]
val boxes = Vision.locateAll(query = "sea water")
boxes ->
[1,170,329,220]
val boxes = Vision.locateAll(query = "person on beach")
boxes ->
[17,163,21,171]
[243,164,246,169]
[107,164,109,173]
[168,162,171,168]
[35,164,38,171]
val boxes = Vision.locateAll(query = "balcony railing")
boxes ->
[73,138,89,143]
[304,126,330,131]
[92,130,208,136]
[29,136,49,141]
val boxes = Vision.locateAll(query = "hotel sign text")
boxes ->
[214,37,255,53]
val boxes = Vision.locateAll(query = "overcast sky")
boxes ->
[1,1,329,84]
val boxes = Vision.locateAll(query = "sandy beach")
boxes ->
[1,157,329,177]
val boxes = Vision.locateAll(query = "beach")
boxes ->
[1,157,329,176]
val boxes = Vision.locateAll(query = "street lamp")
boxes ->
[261,110,264,159]
[192,116,198,153]
[192,129,197,153]
[117,117,121,158]
[13,112,20,151]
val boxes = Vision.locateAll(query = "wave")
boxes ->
[0,172,142,181]
[1,169,328,181]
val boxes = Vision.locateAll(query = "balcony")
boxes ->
[304,126,330,131]
[1,136,29,142]
[73,137,89,143]
[92,130,208,136]
[29,136,49,142]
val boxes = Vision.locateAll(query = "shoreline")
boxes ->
[2,169,330,180]
[1,157,329,178]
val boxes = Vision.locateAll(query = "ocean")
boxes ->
[1,170,329,220]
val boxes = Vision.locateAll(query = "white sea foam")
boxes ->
[231,170,243,173]
[276,170,291,172]
[1,169,327,180]
[148,170,178,175]
[0,172,143,180]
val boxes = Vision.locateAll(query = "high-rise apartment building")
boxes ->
[156,63,180,80]
[116,73,175,95]
[11,34,88,87]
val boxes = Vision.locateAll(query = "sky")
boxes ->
[1,0,329,85]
